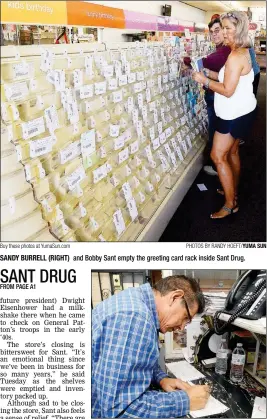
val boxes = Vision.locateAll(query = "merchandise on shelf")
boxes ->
[0,42,208,242]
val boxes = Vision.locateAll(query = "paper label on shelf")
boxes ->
[93,163,108,184]
[94,81,107,95]
[122,182,133,202]
[130,140,139,154]
[153,109,159,124]
[146,181,154,193]
[81,130,96,156]
[103,64,114,78]
[42,198,52,213]
[159,132,166,144]
[8,197,16,215]
[132,108,139,125]
[54,70,65,92]
[108,78,118,91]
[125,165,132,177]
[98,234,107,242]
[68,100,80,125]
[136,120,143,138]
[181,140,188,155]
[113,90,123,103]
[158,121,163,135]
[175,145,184,161]
[119,74,128,86]
[127,198,138,221]
[144,145,153,161]
[132,176,140,189]
[134,82,142,93]
[79,202,87,218]
[137,93,143,108]
[60,140,81,165]
[110,124,120,138]
[16,145,22,161]
[55,205,64,222]
[186,135,192,149]
[5,81,29,101]
[80,84,94,99]
[29,136,53,158]
[24,164,32,181]
[152,137,160,150]
[127,96,134,113]
[149,101,156,112]
[110,175,120,188]
[40,49,53,73]
[114,135,125,151]
[141,105,148,121]
[170,152,178,168]
[44,105,60,134]
[85,56,94,76]
[21,116,45,140]
[73,69,83,88]
[13,61,32,79]
[118,147,129,164]
[99,146,107,158]
[165,127,172,139]
[113,209,126,236]
[146,87,151,103]
[149,126,155,141]
[128,73,136,84]
[138,191,146,203]
[67,165,86,191]
[136,71,144,81]
[90,217,100,231]
[164,144,172,157]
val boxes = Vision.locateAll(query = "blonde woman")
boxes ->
[193,11,256,219]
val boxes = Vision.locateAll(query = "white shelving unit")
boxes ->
[218,313,266,388]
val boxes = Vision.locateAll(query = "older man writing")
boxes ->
[92,276,210,418]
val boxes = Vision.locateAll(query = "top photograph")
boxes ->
[1,0,266,242]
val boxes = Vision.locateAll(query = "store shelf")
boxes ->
[245,366,266,388]
[136,142,205,241]
[218,313,266,335]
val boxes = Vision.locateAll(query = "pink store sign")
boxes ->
[124,10,157,30]
[157,16,179,31]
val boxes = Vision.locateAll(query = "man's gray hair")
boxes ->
[153,275,206,313]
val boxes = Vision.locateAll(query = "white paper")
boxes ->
[252,397,266,418]
[197,184,208,191]
[166,361,205,381]
[190,393,229,418]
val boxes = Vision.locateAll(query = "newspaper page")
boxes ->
[0,242,265,418]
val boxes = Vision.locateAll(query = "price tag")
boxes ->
[109,124,120,138]
[80,84,94,99]
[113,135,124,151]
[79,202,87,218]
[67,165,86,191]
[118,147,129,164]
[12,61,32,79]
[137,71,144,81]
[93,163,108,183]
[151,137,160,151]
[138,191,146,203]
[29,136,53,158]
[149,126,155,141]
[110,175,120,188]
[99,234,107,242]
[44,105,60,134]
[113,209,126,236]
[60,140,81,164]
[112,90,123,103]
[134,82,142,93]
[127,96,134,113]
[181,140,188,155]
[81,129,96,156]
[21,116,45,140]
[164,144,172,157]
[159,132,166,144]
[127,198,138,221]
[85,56,94,77]
[90,217,100,231]
[94,81,107,95]
[186,135,192,149]
[119,74,128,86]
[108,78,118,91]
[132,109,138,125]
[122,182,133,202]
[67,100,79,125]
[5,81,29,101]
[130,140,139,155]
[73,69,83,88]
[103,64,114,78]
[137,93,143,108]
[128,73,136,84]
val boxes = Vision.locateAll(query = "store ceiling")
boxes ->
[180,1,267,12]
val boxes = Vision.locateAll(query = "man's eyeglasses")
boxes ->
[210,28,221,35]
[182,296,192,324]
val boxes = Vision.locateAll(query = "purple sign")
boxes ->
[157,16,179,32]
[124,10,157,30]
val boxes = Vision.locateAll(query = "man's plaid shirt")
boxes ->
[92,283,190,418]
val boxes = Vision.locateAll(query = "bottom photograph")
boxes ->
[91,269,266,419]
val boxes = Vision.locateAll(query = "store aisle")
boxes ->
[160,73,266,242]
